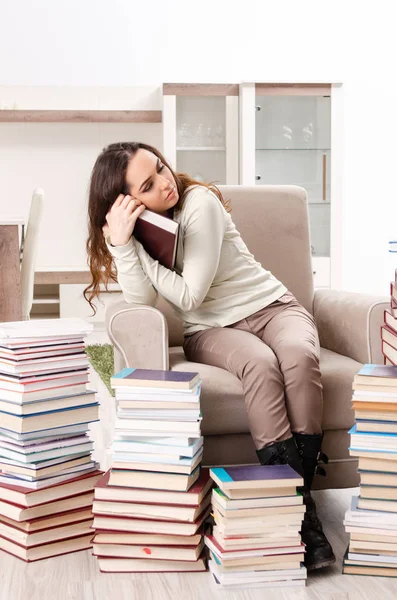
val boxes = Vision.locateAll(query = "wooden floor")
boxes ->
[2,331,397,600]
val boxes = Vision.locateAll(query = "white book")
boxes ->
[0,423,89,442]
[209,561,307,583]
[112,437,203,458]
[348,551,397,564]
[116,409,201,420]
[0,451,91,471]
[204,536,304,560]
[0,441,94,463]
[0,434,90,454]
[344,523,397,534]
[111,448,203,467]
[114,418,201,433]
[0,463,99,490]
[114,384,201,398]
[6,460,97,482]
[115,430,201,439]
[353,390,397,398]
[0,318,93,340]
[0,357,89,375]
[113,434,197,445]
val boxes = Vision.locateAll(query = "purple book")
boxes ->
[356,364,397,380]
[210,465,303,489]
[110,368,200,390]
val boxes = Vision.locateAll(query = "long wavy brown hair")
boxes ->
[84,141,230,313]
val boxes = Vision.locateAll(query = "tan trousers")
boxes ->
[183,291,323,450]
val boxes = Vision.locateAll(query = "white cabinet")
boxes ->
[59,283,122,323]
[239,82,343,289]
[312,257,331,289]
[162,84,239,185]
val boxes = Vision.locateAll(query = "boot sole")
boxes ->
[306,554,336,572]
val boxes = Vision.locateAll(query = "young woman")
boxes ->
[85,141,335,571]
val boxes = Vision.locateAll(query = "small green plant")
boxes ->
[85,344,115,396]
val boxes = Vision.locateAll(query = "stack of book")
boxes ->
[205,465,307,590]
[0,318,103,562]
[382,268,397,366]
[91,367,212,573]
[344,363,397,576]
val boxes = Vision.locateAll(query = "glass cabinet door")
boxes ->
[176,95,226,184]
[255,95,331,257]
[163,84,239,186]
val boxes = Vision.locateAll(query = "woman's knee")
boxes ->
[278,342,320,371]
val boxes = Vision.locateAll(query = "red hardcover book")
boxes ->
[92,537,205,561]
[0,506,93,533]
[381,325,397,350]
[92,505,211,536]
[95,469,212,505]
[96,552,207,573]
[382,341,397,366]
[0,490,94,522]
[0,531,93,562]
[391,281,397,303]
[93,527,205,546]
[392,298,397,319]
[0,470,103,508]
[133,209,179,270]
[385,310,397,334]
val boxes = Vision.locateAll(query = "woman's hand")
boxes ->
[103,194,146,246]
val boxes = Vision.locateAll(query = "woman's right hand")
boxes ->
[103,194,146,246]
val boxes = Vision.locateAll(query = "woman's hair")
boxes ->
[84,141,230,312]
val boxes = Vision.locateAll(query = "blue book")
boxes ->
[355,364,397,383]
[210,465,303,490]
[0,403,99,435]
[349,424,397,437]
[111,368,200,390]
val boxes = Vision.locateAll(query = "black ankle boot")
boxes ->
[256,436,304,478]
[293,433,336,571]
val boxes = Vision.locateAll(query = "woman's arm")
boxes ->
[107,238,158,306]
[135,188,225,312]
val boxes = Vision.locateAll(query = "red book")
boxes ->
[94,469,212,505]
[385,310,397,334]
[0,470,103,508]
[133,209,179,270]
[0,532,93,562]
[392,298,397,319]
[92,505,211,536]
[93,527,205,546]
[96,552,207,573]
[381,325,397,350]
[0,490,94,522]
[391,282,397,303]
[383,341,397,366]
[0,506,93,533]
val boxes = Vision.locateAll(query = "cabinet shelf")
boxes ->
[176,146,226,152]
[255,148,330,151]
[0,110,162,123]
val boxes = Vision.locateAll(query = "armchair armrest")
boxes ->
[313,289,389,364]
[105,299,169,372]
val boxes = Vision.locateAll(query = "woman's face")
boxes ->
[124,149,179,215]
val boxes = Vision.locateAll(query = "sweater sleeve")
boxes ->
[135,188,225,312]
[107,238,158,306]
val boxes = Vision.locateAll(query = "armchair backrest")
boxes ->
[156,185,315,347]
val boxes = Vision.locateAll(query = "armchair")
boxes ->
[106,186,389,489]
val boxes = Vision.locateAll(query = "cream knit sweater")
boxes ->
[107,185,287,335]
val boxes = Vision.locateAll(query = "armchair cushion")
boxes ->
[169,346,360,435]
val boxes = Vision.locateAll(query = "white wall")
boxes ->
[1,0,396,294]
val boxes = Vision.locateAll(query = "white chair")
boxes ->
[20,188,44,320]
